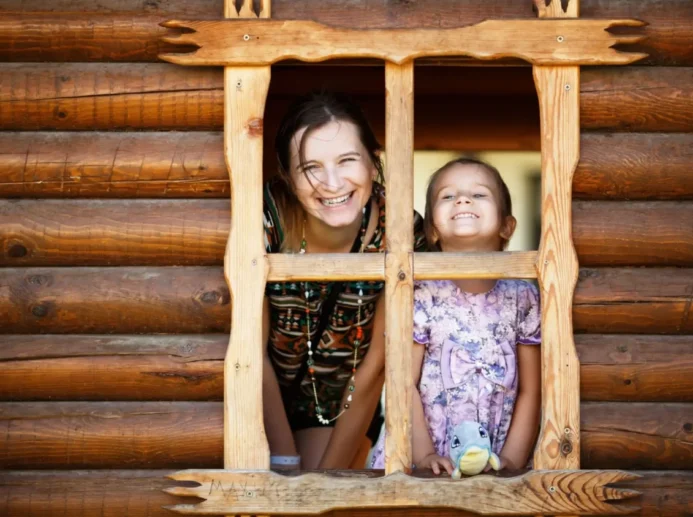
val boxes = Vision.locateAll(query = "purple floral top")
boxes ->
[371,279,541,468]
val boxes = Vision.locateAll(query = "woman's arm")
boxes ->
[262,296,299,458]
[498,344,541,470]
[317,296,387,469]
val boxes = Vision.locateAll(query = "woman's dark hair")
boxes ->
[423,157,513,251]
[271,91,383,251]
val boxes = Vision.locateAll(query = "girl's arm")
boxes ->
[317,296,387,469]
[498,343,541,470]
[412,342,453,475]
[262,297,299,458]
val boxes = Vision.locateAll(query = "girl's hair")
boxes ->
[271,91,384,252]
[423,157,513,251]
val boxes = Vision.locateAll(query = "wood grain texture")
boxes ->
[576,335,693,402]
[0,334,227,401]
[0,401,689,470]
[221,65,271,470]
[5,64,692,133]
[1,0,690,65]
[3,335,691,403]
[581,67,693,132]
[576,133,693,200]
[414,252,538,279]
[2,132,691,199]
[2,469,692,517]
[581,402,693,470]
[158,18,646,67]
[533,64,581,471]
[3,200,691,267]
[164,469,639,515]
[383,61,414,474]
[1,267,690,335]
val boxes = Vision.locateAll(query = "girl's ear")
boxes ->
[500,215,517,242]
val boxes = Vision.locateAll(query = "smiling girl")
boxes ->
[371,157,541,475]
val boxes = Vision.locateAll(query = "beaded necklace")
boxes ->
[299,206,367,425]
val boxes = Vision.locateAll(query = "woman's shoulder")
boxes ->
[263,179,284,252]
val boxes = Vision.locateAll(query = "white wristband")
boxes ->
[270,455,301,466]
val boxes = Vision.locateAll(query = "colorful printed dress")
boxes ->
[264,181,427,432]
[371,279,541,467]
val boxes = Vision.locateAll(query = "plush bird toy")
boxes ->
[449,421,501,478]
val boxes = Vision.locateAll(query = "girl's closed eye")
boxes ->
[473,193,487,199]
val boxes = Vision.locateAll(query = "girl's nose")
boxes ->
[456,195,471,205]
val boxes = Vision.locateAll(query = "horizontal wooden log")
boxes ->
[0,335,227,401]
[581,67,693,132]
[1,132,691,200]
[575,133,693,200]
[0,267,690,335]
[3,64,692,133]
[573,268,693,334]
[3,335,692,403]
[0,64,541,151]
[1,0,690,65]
[2,200,691,267]
[1,470,692,517]
[581,403,693,470]
[576,335,693,402]
[0,401,689,470]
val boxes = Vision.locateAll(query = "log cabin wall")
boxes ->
[0,1,691,515]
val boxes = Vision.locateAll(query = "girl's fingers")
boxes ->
[442,458,454,475]
[431,462,441,475]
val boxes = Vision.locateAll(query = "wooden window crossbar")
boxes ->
[162,0,648,515]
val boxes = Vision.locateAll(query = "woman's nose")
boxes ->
[322,167,344,191]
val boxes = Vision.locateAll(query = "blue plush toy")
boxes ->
[449,421,501,478]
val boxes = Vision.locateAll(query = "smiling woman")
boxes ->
[261,91,427,470]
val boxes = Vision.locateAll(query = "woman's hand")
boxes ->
[416,453,454,476]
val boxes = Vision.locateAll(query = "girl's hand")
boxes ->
[483,455,506,472]
[416,454,454,476]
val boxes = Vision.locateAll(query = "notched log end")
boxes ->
[604,19,649,65]
[159,20,203,64]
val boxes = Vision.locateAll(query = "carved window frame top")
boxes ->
[162,1,647,515]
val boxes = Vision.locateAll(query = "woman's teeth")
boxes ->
[321,193,351,206]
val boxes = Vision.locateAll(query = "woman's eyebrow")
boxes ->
[337,151,361,159]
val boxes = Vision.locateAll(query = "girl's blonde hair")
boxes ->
[423,157,513,251]
[271,91,384,252]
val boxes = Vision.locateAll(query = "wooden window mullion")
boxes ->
[383,61,415,474]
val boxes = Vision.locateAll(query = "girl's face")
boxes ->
[289,119,377,231]
[430,164,515,252]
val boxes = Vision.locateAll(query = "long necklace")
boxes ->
[300,206,367,425]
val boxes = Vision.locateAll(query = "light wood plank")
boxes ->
[164,469,640,515]
[532,0,581,472]
[384,61,414,475]
[414,252,538,280]
[159,19,646,67]
[223,66,271,470]
[267,254,384,281]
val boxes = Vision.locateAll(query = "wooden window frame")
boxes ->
[163,0,647,514]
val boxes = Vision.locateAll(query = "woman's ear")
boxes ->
[500,216,517,242]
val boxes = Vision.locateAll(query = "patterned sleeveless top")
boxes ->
[263,181,427,427]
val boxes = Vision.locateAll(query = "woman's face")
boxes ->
[289,119,377,231]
